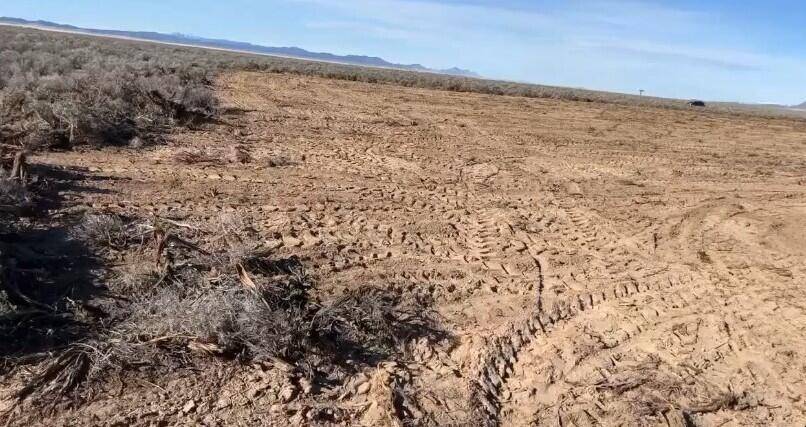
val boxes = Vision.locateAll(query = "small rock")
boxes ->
[129,136,144,148]
[288,412,306,425]
[182,399,196,414]
[299,378,313,395]
[214,397,232,410]
[264,239,284,250]
[565,181,583,196]
[356,381,371,395]
[282,235,303,247]
[278,384,298,403]
[510,240,528,252]
[268,357,295,373]
[228,145,252,164]
[247,382,270,399]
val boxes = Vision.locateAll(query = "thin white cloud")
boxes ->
[291,0,762,61]
[287,0,806,103]
[305,20,421,41]
[575,39,767,71]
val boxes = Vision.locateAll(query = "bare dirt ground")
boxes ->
[5,71,806,426]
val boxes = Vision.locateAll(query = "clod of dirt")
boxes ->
[565,181,583,196]
[228,145,253,164]
[278,384,298,403]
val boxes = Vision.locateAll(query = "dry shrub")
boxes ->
[587,353,762,425]
[205,212,271,268]
[17,267,443,402]
[119,269,314,361]
[228,145,252,164]
[71,214,146,250]
[173,149,221,165]
[314,287,443,361]
[0,176,30,210]
[14,346,93,401]
[267,154,294,167]
[176,86,219,119]
[115,258,441,368]
[0,27,219,149]
[0,288,12,313]
[15,215,447,403]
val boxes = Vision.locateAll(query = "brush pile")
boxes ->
[3,211,445,407]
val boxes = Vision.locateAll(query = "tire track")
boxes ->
[469,266,703,426]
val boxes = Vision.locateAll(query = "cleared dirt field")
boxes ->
[8,71,806,426]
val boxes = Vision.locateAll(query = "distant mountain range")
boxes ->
[0,17,479,78]
[794,102,806,109]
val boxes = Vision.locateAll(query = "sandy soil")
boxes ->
[6,71,806,426]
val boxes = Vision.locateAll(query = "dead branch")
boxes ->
[10,150,27,181]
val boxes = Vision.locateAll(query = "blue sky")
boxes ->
[2,1,804,104]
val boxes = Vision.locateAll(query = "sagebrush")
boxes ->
[0,27,219,149]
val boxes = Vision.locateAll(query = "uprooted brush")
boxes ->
[172,149,223,165]
[13,345,93,402]
[0,150,29,182]
[8,213,449,406]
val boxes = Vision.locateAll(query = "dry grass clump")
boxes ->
[0,176,30,212]
[315,288,442,361]
[173,149,222,165]
[0,149,32,213]
[586,353,762,425]
[0,287,13,313]
[70,214,149,251]
[104,266,442,381]
[267,154,295,168]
